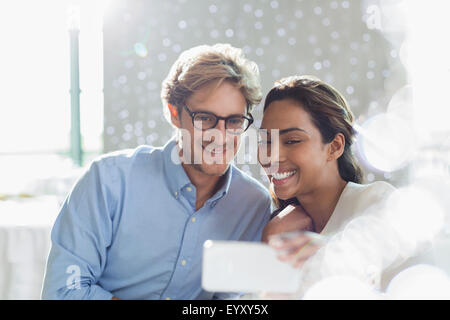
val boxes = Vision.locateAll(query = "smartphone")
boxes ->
[202,240,301,293]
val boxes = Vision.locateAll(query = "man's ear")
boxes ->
[168,104,181,128]
[328,133,345,161]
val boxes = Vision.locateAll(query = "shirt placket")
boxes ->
[161,185,201,299]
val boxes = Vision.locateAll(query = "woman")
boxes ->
[258,75,396,271]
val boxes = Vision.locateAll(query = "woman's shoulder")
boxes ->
[322,180,397,236]
[347,180,396,197]
[342,180,396,212]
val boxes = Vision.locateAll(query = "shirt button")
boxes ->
[174,191,178,197]
[186,187,192,192]
[181,259,187,266]
[191,217,196,222]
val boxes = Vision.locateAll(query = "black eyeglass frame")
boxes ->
[182,104,254,134]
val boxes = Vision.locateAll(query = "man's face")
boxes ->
[173,80,248,177]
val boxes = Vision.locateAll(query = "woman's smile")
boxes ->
[271,169,298,186]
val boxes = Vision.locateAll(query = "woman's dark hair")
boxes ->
[264,75,364,217]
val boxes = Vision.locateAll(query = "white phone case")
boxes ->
[202,240,301,293]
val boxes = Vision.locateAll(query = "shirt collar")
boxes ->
[162,138,234,204]
[162,139,191,196]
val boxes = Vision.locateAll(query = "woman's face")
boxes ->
[258,99,331,200]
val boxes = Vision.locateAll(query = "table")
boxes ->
[0,196,60,299]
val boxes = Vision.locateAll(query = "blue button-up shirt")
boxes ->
[41,139,272,300]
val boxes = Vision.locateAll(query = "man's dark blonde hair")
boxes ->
[161,43,262,121]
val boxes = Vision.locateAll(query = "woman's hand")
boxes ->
[261,205,314,243]
[268,230,325,268]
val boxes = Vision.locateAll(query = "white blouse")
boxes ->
[320,181,396,237]
[295,180,437,297]
[295,180,446,298]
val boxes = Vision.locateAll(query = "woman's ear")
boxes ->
[328,133,345,161]
[168,104,181,128]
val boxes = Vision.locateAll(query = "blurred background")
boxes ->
[0,0,449,299]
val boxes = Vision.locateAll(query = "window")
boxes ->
[0,0,105,163]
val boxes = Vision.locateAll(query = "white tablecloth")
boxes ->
[0,196,60,299]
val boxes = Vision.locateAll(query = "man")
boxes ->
[41,43,272,300]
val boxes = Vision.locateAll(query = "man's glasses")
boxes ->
[183,104,254,135]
